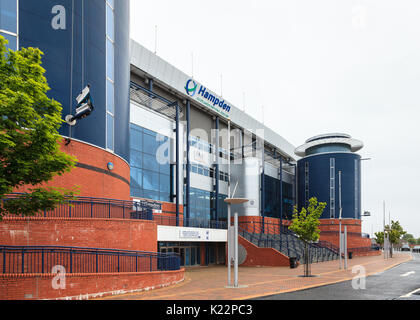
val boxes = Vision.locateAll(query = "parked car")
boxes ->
[413,245,420,253]
[401,244,411,252]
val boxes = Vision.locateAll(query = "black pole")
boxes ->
[148,78,154,93]
[185,101,191,227]
[261,139,265,234]
[175,102,180,226]
[294,163,297,209]
[280,156,283,234]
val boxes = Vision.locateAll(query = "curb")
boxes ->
[239,254,413,300]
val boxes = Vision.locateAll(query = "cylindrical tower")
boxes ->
[17,0,130,162]
[295,133,363,220]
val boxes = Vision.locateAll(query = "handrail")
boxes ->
[2,194,227,230]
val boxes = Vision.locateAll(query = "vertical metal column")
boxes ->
[294,164,297,208]
[185,101,191,227]
[214,117,220,221]
[344,226,348,270]
[175,103,180,226]
[227,121,231,287]
[279,156,283,231]
[261,139,265,234]
[234,212,239,288]
[339,171,342,269]
[148,78,154,92]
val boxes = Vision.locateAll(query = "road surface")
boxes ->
[257,252,420,300]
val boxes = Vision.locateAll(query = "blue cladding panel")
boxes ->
[297,153,361,220]
[18,0,130,162]
[0,0,17,32]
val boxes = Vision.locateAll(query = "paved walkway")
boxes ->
[96,253,412,300]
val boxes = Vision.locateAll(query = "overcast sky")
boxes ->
[130,0,420,238]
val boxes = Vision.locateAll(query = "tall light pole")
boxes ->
[227,120,231,286]
[383,201,387,259]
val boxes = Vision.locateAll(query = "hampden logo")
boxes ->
[185,79,231,117]
[185,79,198,97]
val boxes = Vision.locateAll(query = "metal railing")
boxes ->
[2,194,227,230]
[347,246,380,254]
[238,221,292,237]
[0,245,180,274]
[320,230,370,238]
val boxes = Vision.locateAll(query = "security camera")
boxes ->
[76,84,91,105]
[66,85,94,126]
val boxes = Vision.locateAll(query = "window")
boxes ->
[184,187,228,224]
[0,0,18,51]
[263,175,294,220]
[106,113,114,151]
[129,123,172,203]
[105,0,115,151]
[305,162,309,208]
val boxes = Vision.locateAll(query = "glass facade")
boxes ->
[190,162,229,182]
[0,0,18,50]
[264,175,294,220]
[354,159,359,218]
[189,135,233,160]
[306,143,351,156]
[185,187,227,223]
[129,123,172,202]
[105,0,115,151]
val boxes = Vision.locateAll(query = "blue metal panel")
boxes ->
[18,0,130,161]
[297,153,361,220]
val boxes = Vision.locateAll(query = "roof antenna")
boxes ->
[154,25,158,54]
[191,52,194,78]
[262,105,265,125]
[220,74,223,97]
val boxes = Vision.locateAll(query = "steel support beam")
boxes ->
[185,100,191,226]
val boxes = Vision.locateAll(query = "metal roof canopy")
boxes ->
[130,81,184,120]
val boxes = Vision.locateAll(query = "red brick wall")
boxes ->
[0,217,157,252]
[320,219,362,233]
[320,234,372,249]
[319,219,371,249]
[15,138,131,200]
[0,270,184,300]
[131,197,184,226]
[238,236,291,267]
[237,216,290,234]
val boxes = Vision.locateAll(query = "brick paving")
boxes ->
[95,252,412,300]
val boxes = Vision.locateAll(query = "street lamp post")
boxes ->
[225,197,248,288]
[339,171,343,269]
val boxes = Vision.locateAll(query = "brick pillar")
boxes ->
[200,243,206,266]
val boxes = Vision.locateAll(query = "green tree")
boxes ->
[402,233,416,245]
[374,231,384,246]
[386,221,406,257]
[289,197,327,277]
[0,35,77,219]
